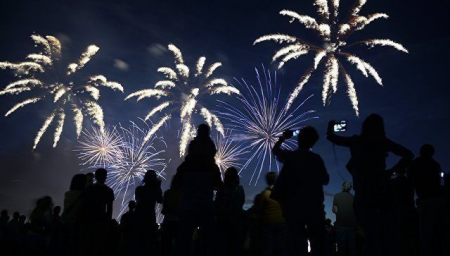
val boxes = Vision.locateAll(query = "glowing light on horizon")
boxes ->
[218,67,318,185]
[126,44,239,157]
[0,34,123,150]
[254,0,408,116]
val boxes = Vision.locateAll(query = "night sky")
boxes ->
[0,0,449,220]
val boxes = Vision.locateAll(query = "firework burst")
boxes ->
[219,67,318,185]
[126,44,240,157]
[214,131,248,179]
[76,126,124,167]
[77,121,167,217]
[0,34,123,150]
[254,0,408,116]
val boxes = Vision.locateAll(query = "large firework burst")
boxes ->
[254,0,408,116]
[125,44,240,157]
[77,122,167,217]
[219,67,318,185]
[214,131,248,179]
[0,34,123,149]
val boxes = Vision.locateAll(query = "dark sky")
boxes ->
[0,0,449,220]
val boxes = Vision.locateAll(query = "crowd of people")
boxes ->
[1,115,450,256]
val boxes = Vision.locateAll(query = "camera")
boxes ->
[333,120,347,132]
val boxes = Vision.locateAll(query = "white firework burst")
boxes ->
[0,34,123,150]
[254,0,408,116]
[126,44,240,157]
[213,131,248,179]
[219,67,318,185]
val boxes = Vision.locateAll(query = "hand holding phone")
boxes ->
[333,120,347,132]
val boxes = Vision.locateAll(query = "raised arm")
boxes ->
[272,130,293,163]
[326,121,353,147]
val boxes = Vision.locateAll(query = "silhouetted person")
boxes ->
[82,168,115,256]
[271,126,329,256]
[254,172,288,256]
[247,194,263,256]
[0,210,9,243]
[325,219,336,256]
[30,196,54,236]
[174,124,222,256]
[327,114,414,256]
[119,200,135,256]
[61,174,87,256]
[409,144,450,256]
[86,172,94,187]
[49,206,62,255]
[392,168,419,256]
[161,175,183,256]
[333,182,357,256]
[133,170,163,255]
[7,211,22,254]
[215,167,246,256]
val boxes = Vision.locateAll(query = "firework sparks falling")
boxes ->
[218,67,318,185]
[214,131,248,178]
[126,44,240,157]
[254,0,408,116]
[0,34,123,150]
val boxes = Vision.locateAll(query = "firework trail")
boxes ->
[213,131,248,179]
[254,0,408,116]
[0,34,123,150]
[77,121,167,217]
[126,44,239,157]
[219,67,318,185]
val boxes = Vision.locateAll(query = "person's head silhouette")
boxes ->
[224,167,240,186]
[142,170,159,187]
[197,124,211,138]
[298,126,319,150]
[53,206,61,216]
[19,215,26,223]
[95,168,108,184]
[128,200,136,211]
[70,174,87,191]
[420,144,435,158]
[361,114,385,138]
[13,212,19,220]
[342,181,352,192]
[266,172,277,187]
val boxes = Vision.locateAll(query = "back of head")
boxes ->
[298,126,319,149]
[19,215,26,223]
[13,212,20,219]
[1,209,7,217]
[128,200,136,210]
[224,167,240,187]
[266,172,277,186]
[143,170,158,187]
[197,124,211,138]
[420,144,435,158]
[70,174,87,191]
[95,168,107,183]
[361,114,386,138]
[342,181,352,192]
[53,206,61,215]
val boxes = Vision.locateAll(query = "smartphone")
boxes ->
[293,130,300,137]
[334,120,347,132]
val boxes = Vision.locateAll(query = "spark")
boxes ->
[218,67,318,185]
[254,0,408,116]
[0,34,123,149]
[126,44,239,156]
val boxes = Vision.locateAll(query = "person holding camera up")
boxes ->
[326,114,413,256]
[271,126,329,256]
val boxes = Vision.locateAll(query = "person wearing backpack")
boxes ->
[214,167,245,256]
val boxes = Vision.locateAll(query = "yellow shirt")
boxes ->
[259,188,286,225]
